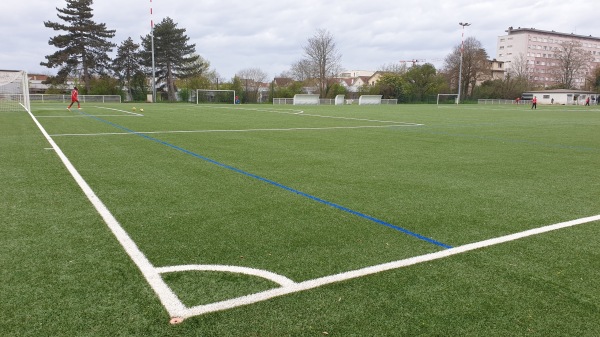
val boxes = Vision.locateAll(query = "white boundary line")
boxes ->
[93,106,144,116]
[49,124,420,137]
[169,213,600,319]
[35,106,143,118]
[25,109,187,319]
[25,107,600,323]
[196,105,422,125]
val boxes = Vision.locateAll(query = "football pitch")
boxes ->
[2,102,600,336]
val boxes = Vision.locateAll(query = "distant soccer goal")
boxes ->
[0,70,30,112]
[436,94,458,105]
[195,89,236,104]
[293,94,320,105]
[358,95,382,105]
[335,94,345,105]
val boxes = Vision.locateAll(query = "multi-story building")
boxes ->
[496,27,600,88]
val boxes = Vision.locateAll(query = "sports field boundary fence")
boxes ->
[30,94,122,103]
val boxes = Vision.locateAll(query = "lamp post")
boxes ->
[457,22,471,104]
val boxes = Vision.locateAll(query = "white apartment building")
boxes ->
[496,27,600,88]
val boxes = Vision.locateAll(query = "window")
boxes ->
[543,95,550,99]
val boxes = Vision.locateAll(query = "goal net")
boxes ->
[436,94,458,105]
[195,89,236,104]
[334,94,345,105]
[0,70,30,112]
[293,94,320,105]
[358,95,382,105]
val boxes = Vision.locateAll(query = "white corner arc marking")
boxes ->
[156,265,296,287]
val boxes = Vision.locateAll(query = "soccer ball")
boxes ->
[132,107,136,111]
[140,108,144,112]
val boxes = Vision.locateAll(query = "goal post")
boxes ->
[195,89,236,104]
[436,94,459,105]
[0,70,30,112]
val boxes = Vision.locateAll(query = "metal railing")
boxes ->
[30,94,122,103]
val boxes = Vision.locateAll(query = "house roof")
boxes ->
[524,89,596,94]
[505,27,600,42]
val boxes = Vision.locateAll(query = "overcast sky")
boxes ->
[2,0,598,80]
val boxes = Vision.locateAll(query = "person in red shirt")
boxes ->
[67,87,81,110]
[531,96,537,110]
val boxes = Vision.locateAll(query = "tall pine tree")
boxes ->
[41,0,116,93]
[113,37,144,101]
[141,17,199,101]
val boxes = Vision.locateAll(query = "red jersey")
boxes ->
[71,89,79,101]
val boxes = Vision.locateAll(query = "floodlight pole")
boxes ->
[150,0,156,103]
[457,22,471,104]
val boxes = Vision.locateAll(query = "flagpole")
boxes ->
[150,0,156,103]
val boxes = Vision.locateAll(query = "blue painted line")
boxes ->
[79,111,452,249]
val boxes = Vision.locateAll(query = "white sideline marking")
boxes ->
[49,124,420,137]
[37,115,141,118]
[178,213,600,318]
[26,109,187,319]
[93,106,144,116]
[196,105,421,125]
[25,107,600,321]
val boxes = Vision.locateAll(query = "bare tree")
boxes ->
[289,59,315,82]
[443,37,489,100]
[236,67,268,103]
[508,52,530,80]
[551,41,594,89]
[302,29,342,97]
[378,62,408,74]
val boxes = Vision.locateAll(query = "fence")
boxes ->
[272,98,294,105]
[477,99,526,105]
[272,97,399,105]
[30,94,122,103]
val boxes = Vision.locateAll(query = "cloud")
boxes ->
[1,0,597,79]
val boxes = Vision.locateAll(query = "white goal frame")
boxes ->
[358,95,382,105]
[195,89,236,104]
[0,70,30,112]
[436,94,459,105]
[334,94,345,105]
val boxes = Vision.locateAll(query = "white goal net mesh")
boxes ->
[194,89,236,104]
[0,70,30,112]
[436,94,458,105]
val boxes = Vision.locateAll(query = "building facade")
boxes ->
[496,27,600,88]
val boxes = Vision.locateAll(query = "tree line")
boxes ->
[41,0,600,103]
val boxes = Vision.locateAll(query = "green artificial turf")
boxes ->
[1,102,599,336]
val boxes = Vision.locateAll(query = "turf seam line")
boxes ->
[80,111,451,249]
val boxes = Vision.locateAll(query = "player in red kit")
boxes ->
[67,86,81,110]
